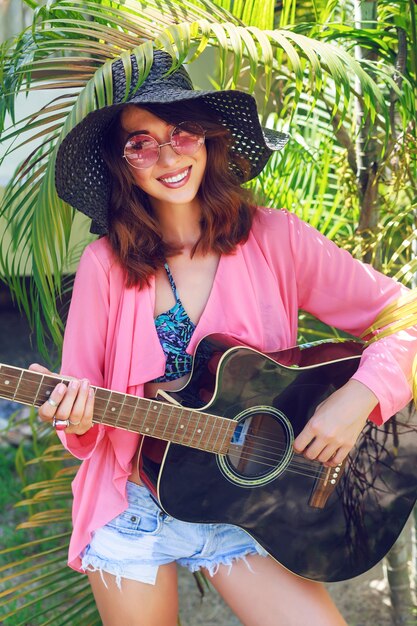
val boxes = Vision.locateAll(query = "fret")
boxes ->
[169,407,182,442]
[0,365,18,402]
[118,394,141,430]
[213,417,226,449]
[18,370,46,406]
[159,404,173,441]
[217,420,232,454]
[179,409,197,447]
[133,397,151,433]
[189,409,201,447]
[142,400,162,435]
[194,413,207,449]
[207,418,221,450]
[93,388,110,424]
[33,374,45,406]
[151,400,163,434]
[221,418,233,454]
[141,399,153,433]
[114,392,126,427]
[37,375,64,406]
[12,369,23,401]
[104,390,115,421]
[171,408,189,444]
[210,416,224,453]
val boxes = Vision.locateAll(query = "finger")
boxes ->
[68,387,95,434]
[54,379,82,421]
[293,424,315,454]
[317,444,339,464]
[66,379,90,428]
[29,363,53,375]
[38,383,67,422]
[302,438,328,461]
[326,447,348,467]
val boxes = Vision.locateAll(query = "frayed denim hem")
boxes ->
[81,553,158,587]
[179,545,268,578]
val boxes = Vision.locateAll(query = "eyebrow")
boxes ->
[125,129,150,140]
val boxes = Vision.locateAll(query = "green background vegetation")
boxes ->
[0,1,416,624]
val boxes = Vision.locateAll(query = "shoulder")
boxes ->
[249,206,305,251]
[251,206,304,236]
[251,206,331,252]
[79,237,116,276]
[252,206,290,228]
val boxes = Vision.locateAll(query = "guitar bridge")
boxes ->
[308,460,346,509]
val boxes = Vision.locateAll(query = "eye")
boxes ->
[127,136,154,150]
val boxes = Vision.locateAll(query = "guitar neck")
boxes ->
[0,364,235,454]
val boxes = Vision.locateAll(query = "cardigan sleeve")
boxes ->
[57,244,110,459]
[285,211,417,425]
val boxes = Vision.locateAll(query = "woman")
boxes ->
[31,50,416,626]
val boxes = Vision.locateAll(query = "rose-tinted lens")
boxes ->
[171,122,205,155]
[124,134,159,168]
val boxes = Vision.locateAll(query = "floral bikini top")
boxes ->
[151,263,200,383]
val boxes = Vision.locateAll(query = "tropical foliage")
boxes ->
[0,0,416,624]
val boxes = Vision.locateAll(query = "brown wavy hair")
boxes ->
[101,100,256,288]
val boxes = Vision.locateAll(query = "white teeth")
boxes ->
[160,169,189,184]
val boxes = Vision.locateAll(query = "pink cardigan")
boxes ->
[58,208,416,572]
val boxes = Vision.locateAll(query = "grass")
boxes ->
[0,442,31,552]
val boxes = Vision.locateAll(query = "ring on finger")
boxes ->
[69,419,81,426]
[52,417,70,430]
[47,397,58,407]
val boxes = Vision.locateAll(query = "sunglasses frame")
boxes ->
[122,121,206,169]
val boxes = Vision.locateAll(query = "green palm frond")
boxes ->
[0,438,90,626]
[0,0,390,359]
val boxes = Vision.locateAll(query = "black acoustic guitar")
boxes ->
[1,334,416,583]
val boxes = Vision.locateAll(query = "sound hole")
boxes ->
[225,408,293,483]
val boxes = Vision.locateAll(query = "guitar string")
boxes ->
[0,371,319,456]
[0,372,324,460]
[0,371,309,453]
[0,375,337,476]
[0,373,337,476]
[0,402,332,480]
[0,384,333,480]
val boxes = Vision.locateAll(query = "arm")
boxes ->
[285,212,417,464]
[35,244,110,459]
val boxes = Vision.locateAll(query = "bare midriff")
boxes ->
[128,373,191,484]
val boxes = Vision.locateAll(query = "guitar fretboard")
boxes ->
[0,364,235,454]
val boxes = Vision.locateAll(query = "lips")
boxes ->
[157,166,191,188]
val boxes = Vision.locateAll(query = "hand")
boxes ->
[29,364,95,435]
[293,379,378,467]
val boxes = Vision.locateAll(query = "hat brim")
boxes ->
[55,88,289,234]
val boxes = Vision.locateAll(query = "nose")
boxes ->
[158,141,181,166]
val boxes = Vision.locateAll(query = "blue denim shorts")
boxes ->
[81,481,267,586]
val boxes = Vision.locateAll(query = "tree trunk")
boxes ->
[354,3,416,619]
[354,0,380,266]
[386,517,416,625]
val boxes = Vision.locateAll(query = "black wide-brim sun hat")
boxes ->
[55,50,289,234]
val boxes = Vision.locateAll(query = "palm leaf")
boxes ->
[0,1,389,358]
[1,2,416,620]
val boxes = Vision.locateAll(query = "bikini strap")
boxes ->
[163,262,180,302]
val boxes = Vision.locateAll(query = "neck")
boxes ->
[151,198,202,248]
[0,363,235,454]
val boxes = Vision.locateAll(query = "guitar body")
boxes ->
[139,335,417,582]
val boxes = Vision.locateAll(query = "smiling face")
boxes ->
[119,105,207,214]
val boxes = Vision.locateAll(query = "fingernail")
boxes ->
[70,379,79,389]
[82,379,89,390]
[57,384,66,394]
[89,388,95,397]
